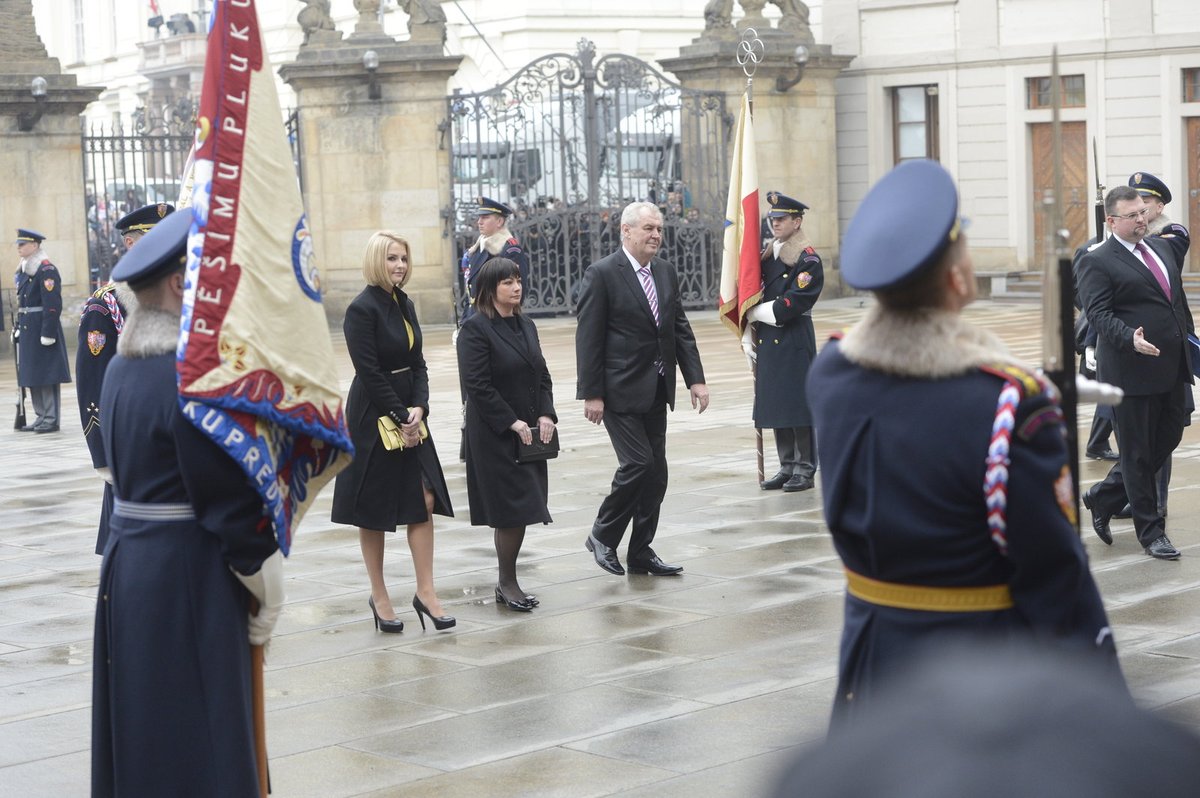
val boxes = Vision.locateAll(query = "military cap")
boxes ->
[766,191,809,217]
[111,208,191,288]
[475,196,514,217]
[16,228,46,244]
[840,159,963,292]
[115,202,176,235]
[1128,172,1171,205]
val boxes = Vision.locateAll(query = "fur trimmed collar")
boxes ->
[118,306,180,359]
[1148,213,1175,236]
[468,227,515,256]
[764,235,812,268]
[839,305,1021,379]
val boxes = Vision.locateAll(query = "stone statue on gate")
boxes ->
[297,0,338,46]
[770,0,816,43]
[400,0,448,46]
[704,0,735,32]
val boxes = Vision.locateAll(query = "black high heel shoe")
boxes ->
[495,585,533,612]
[412,595,456,630]
[368,596,404,633]
[524,594,539,607]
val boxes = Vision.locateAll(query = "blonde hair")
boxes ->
[361,231,411,290]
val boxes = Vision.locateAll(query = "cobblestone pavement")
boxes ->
[3,298,1200,796]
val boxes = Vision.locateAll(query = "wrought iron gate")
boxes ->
[445,40,729,315]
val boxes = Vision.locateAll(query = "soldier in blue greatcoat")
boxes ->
[14,228,70,432]
[460,197,529,323]
[807,160,1119,726]
[76,203,173,554]
[92,209,283,796]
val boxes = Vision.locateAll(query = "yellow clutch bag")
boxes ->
[377,410,428,451]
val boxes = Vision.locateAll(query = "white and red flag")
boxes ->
[718,93,762,335]
[177,0,352,555]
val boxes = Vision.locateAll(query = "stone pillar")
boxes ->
[280,26,462,323]
[0,0,103,338]
[660,7,853,295]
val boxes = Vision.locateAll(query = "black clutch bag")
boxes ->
[514,428,559,463]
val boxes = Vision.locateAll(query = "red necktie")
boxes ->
[1134,241,1171,299]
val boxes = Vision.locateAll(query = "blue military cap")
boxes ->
[766,191,809,217]
[111,208,192,287]
[1129,172,1171,205]
[115,202,176,235]
[841,160,963,291]
[475,196,513,217]
[16,228,45,244]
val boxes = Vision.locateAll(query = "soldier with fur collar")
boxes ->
[744,192,823,492]
[808,161,1119,725]
[460,197,529,323]
[14,228,71,433]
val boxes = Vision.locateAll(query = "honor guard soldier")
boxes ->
[1130,171,1190,262]
[77,203,174,554]
[92,209,283,796]
[807,160,1119,726]
[744,192,823,492]
[460,197,529,323]
[14,229,71,433]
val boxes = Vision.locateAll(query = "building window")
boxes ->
[1026,75,1085,109]
[1185,68,1200,103]
[892,85,939,164]
[73,0,85,62]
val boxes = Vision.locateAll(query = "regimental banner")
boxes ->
[177,0,353,555]
[718,93,762,335]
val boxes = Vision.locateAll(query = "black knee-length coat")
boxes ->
[457,311,556,527]
[332,285,452,531]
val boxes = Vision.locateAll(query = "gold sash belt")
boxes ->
[845,568,1013,612]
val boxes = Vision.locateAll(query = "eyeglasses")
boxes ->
[1109,208,1149,222]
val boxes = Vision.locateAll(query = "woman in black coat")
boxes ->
[332,232,456,632]
[457,258,556,611]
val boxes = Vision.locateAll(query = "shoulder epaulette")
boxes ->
[978,362,1043,397]
[506,236,520,247]
[1086,240,1104,252]
[92,284,117,300]
[828,329,846,342]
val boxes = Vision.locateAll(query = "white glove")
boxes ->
[1084,345,1096,373]
[451,327,460,347]
[40,336,55,346]
[233,550,286,646]
[1077,373,1123,407]
[747,303,779,326]
[740,324,757,365]
[96,467,113,484]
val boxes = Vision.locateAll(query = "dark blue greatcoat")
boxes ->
[16,258,71,386]
[458,311,556,527]
[752,238,823,428]
[93,340,278,797]
[331,285,453,531]
[77,286,125,554]
[461,233,529,323]
[808,331,1117,726]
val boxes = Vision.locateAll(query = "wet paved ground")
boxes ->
[3,298,1200,796]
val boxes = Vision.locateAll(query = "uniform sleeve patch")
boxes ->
[43,278,56,292]
[87,331,107,356]
[796,272,813,289]
[1054,465,1078,526]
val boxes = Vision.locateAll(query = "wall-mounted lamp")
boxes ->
[363,50,381,101]
[775,45,810,93]
[17,76,49,132]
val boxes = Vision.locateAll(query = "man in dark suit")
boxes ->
[576,201,709,576]
[1077,185,1194,560]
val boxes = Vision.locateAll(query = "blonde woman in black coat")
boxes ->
[457,258,556,611]
[332,232,456,632]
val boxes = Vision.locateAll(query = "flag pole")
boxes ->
[738,28,765,483]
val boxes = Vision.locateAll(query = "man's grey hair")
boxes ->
[621,201,662,228]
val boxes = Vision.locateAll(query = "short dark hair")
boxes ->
[874,235,964,312]
[472,258,522,318]
[1105,185,1140,217]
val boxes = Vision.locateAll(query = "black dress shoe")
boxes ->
[782,474,814,493]
[34,424,60,434]
[1113,503,1132,520]
[1086,448,1119,461]
[368,597,404,633]
[494,585,533,612]
[585,535,625,575]
[1081,487,1112,545]
[1145,535,1181,560]
[760,471,790,490]
[626,555,683,575]
[412,595,456,630]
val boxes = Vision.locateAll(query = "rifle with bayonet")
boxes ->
[1091,138,1107,244]
[10,297,26,430]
